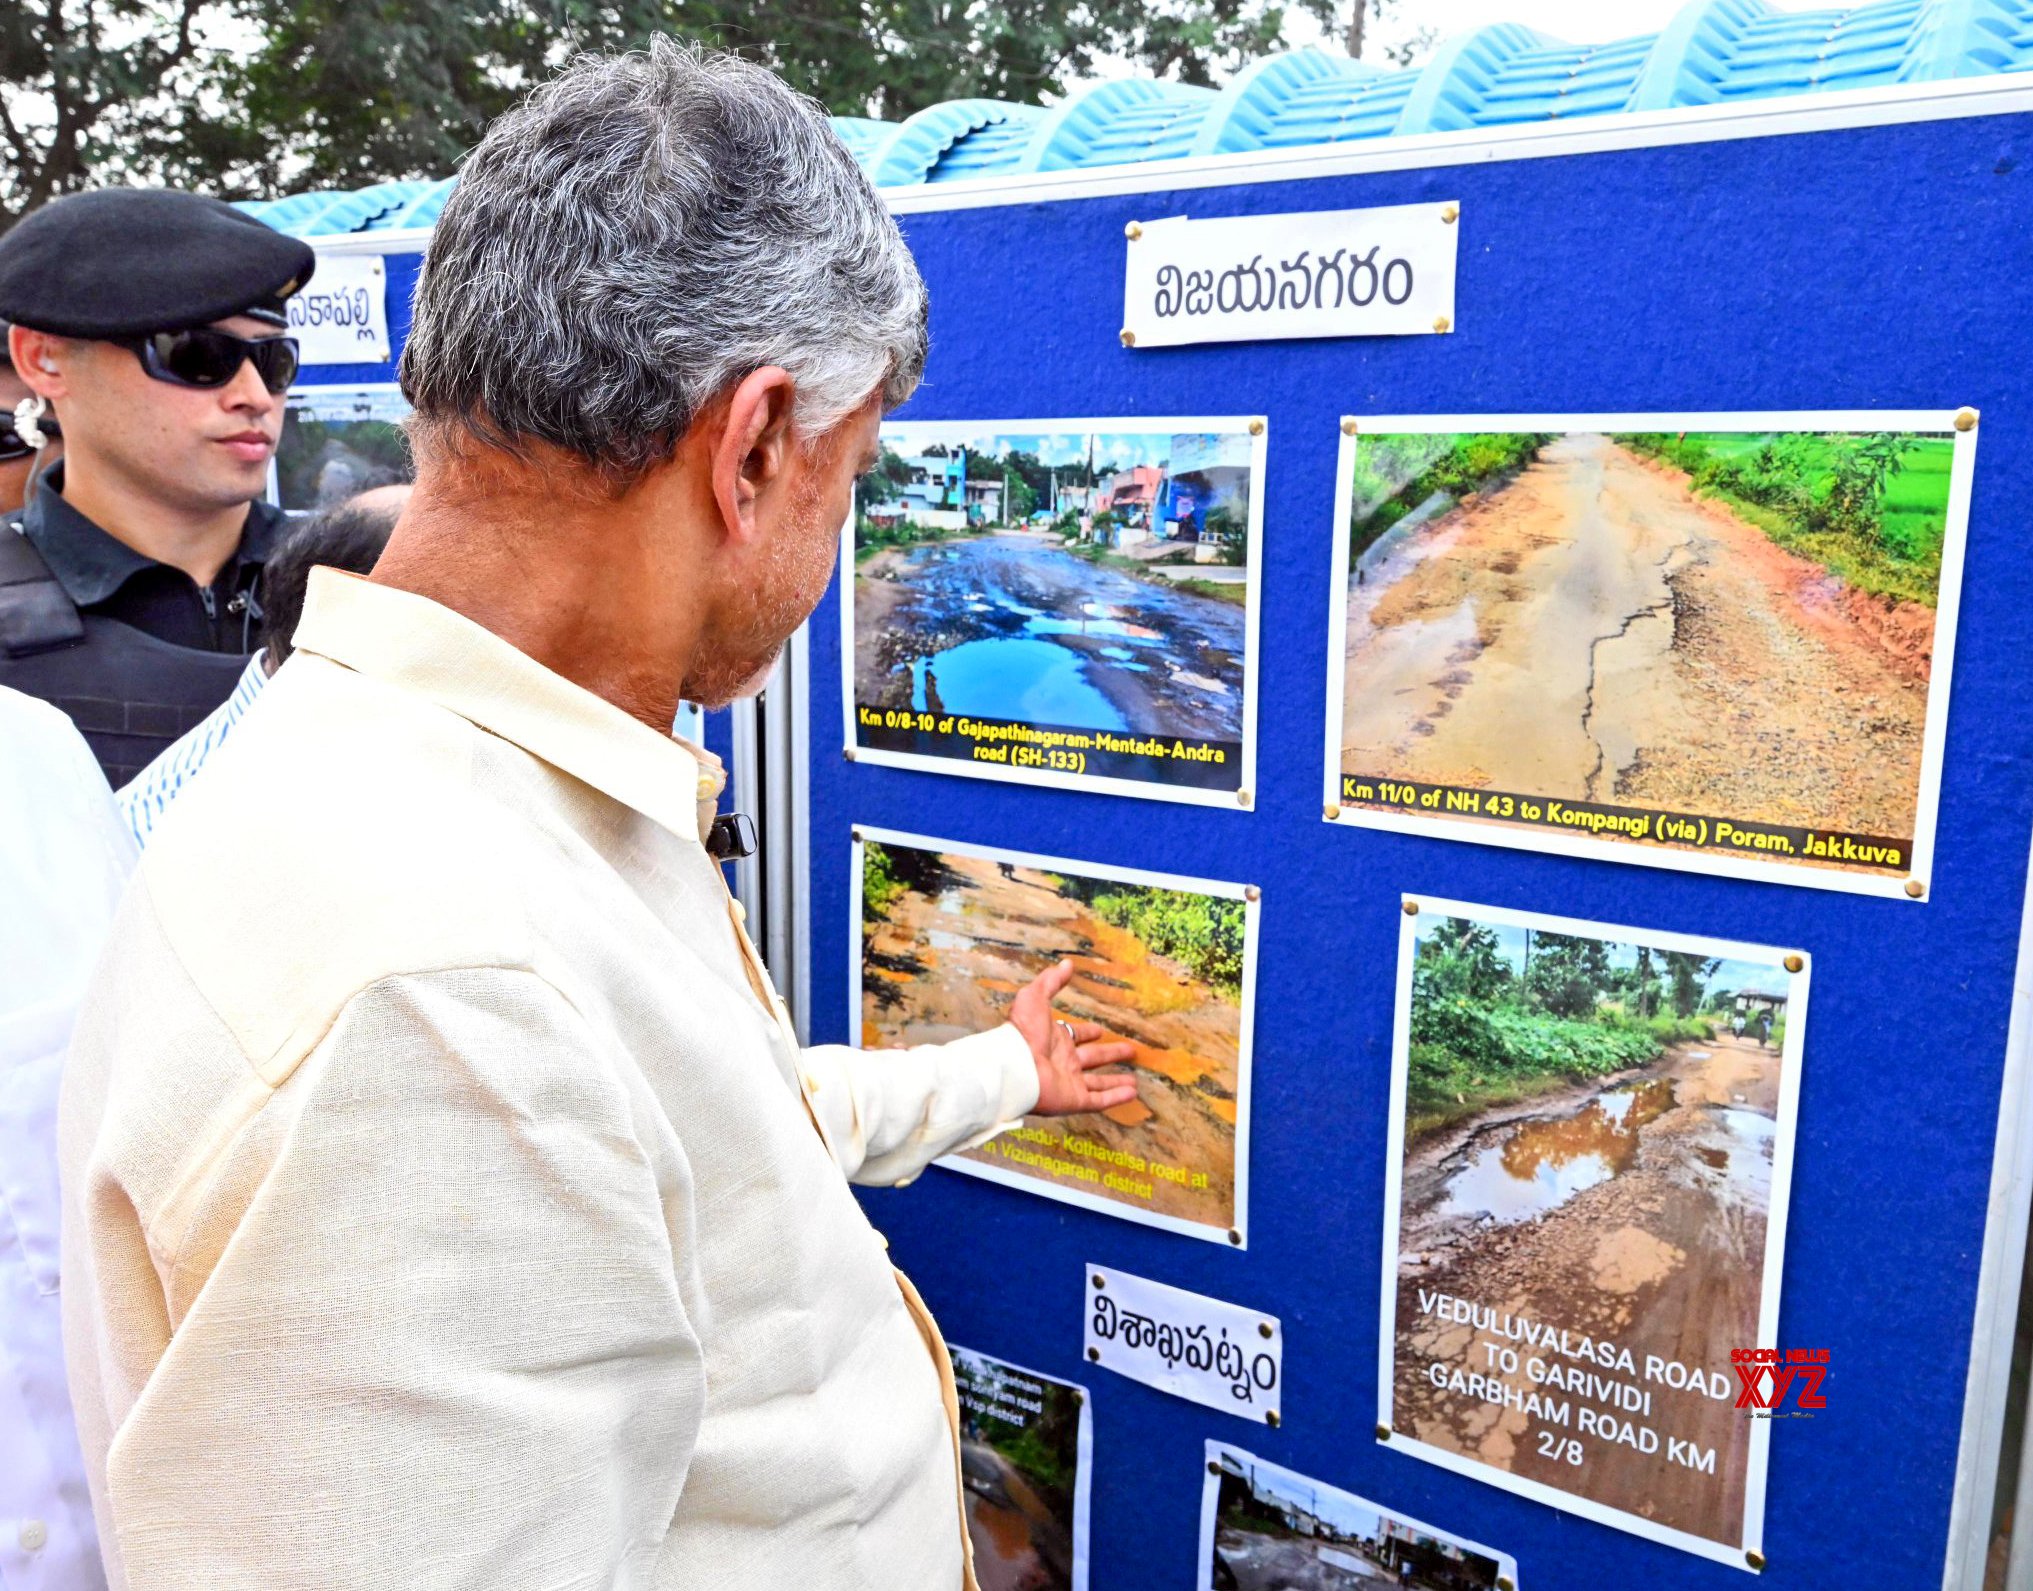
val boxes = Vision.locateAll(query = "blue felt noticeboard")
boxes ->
[815,109,2033,1590]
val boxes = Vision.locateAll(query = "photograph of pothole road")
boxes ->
[850,421,1260,801]
[1382,898,1808,1564]
[856,830,1255,1243]
[1332,416,1970,892]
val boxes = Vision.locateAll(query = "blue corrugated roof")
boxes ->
[241,0,2033,233]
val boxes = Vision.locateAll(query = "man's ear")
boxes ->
[710,366,799,546]
[8,326,71,401]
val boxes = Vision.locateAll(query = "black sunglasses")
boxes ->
[0,410,59,464]
[115,328,300,395]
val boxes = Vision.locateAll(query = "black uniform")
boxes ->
[0,186,314,785]
[0,468,284,782]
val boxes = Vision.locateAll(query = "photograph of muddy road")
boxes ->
[1385,904,1805,1555]
[1338,422,1962,880]
[1206,1446,1508,1591]
[951,1349,1087,1591]
[859,834,1251,1238]
[852,425,1256,792]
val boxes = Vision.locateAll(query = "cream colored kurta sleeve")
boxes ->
[797,1024,1039,1187]
[91,966,703,1591]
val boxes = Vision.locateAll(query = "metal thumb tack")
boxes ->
[1955,406,1979,431]
[1906,878,1927,899]
[1092,1272,1105,1289]
[1746,1550,1766,1572]
[1783,953,1805,973]
[844,747,857,762]
[1248,418,1266,436]
[1433,315,1453,333]
[1236,788,1253,808]
[1228,1228,1242,1246]
[1341,417,1358,435]
[1324,803,1341,821]
[1440,203,1460,223]
[1265,1410,1280,1428]
[1124,220,1143,240]
[1119,328,1136,347]
[1497,1578,1515,1591]
[1087,1346,1100,1362]
[1402,899,1420,916]
[1375,1423,1391,1441]
[1207,1459,1221,1475]
[1244,885,1261,902]
[1257,1321,1273,1338]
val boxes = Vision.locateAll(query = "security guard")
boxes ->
[0,188,314,783]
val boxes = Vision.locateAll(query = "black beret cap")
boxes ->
[0,188,316,339]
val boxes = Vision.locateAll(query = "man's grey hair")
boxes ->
[400,38,927,482]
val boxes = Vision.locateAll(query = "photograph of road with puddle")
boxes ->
[951,1348,1088,1591]
[853,425,1254,792]
[859,835,1248,1237]
[1339,425,1958,877]
[1204,1444,1509,1591]
[1387,906,1803,1552]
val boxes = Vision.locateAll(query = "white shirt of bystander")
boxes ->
[1,685,132,1591]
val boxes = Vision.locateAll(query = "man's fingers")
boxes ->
[1075,1040,1136,1069]
[1036,958,1076,1000]
[1086,1081,1140,1111]
[1068,1020,1106,1044]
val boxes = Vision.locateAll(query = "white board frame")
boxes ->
[1376,894,1811,1572]
[851,824,1257,1246]
[1322,410,1978,901]
[842,416,1266,811]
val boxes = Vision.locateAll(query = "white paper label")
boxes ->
[1084,1264,1281,1422]
[1122,201,1458,348]
[291,254,391,365]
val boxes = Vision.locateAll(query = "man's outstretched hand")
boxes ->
[1008,959,1140,1116]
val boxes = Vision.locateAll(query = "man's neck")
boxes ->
[368,448,708,734]
[56,453,250,588]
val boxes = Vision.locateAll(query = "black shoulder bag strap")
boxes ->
[0,517,85,657]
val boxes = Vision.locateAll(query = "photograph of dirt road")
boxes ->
[1332,418,1969,891]
[857,829,1254,1241]
[950,1347,1090,1591]
[849,422,1260,798]
[1201,1443,1511,1591]
[1383,899,1806,1562]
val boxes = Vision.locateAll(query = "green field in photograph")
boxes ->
[1620,429,1954,605]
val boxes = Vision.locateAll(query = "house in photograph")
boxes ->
[1096,463,1164,546]
[1163,432,1253,559]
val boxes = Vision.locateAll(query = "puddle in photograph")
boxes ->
[910,639,1126,730]
[1439,1078,1677,1224]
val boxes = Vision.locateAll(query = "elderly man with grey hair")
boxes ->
[57,40,1136,1591]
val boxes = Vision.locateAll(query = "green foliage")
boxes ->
[1201,503,1248,565]
[862,841,904,923]
[1347,432,1552,561]
[1615,430,1952,608]
[5,0,1307,217]
[1085,886,1245,996]
[1659,950,1722,1018]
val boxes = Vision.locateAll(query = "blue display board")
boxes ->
[816,109,2033,1589]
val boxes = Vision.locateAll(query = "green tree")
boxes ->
[1659,951,1722,1018]
[3,0,1313,217]
[1523,931,1614,1020]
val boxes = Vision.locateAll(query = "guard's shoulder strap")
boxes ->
[0,517,84,657]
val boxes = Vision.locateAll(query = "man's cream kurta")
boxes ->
[58,569,1038,1590]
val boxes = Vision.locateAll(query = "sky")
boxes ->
[884,427,1176,471]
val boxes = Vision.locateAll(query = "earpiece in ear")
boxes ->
[38,361,56,374]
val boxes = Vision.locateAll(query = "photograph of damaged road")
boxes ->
[1330,416,1970,896]
[850,421,1261,802]
[1381,899,1808,1567]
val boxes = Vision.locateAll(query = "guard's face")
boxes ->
[688,392,883,706]
[52,314,285,515]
